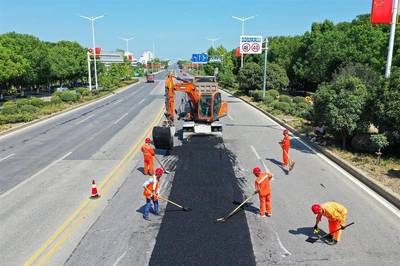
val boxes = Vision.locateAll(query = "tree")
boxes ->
[237,62,263,94]
[370,134,389,164]
[266,63,289,91]
[313,74,367,149]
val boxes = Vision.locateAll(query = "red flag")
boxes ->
[235,47,241,58]
[371,0,393,24]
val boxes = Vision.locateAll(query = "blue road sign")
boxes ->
[191,53,208,64]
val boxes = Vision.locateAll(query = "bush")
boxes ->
[250,90,264,102]
[279,95,292,103]
[20,104,39,114]
[76,87,90,97]
[296,102,309,110]
[16,98,31,108]
[266,63,289,91]
[1,102,18,115]
[263,96,276,105]
[274,102,291,113]
[237,62,263,94]
[266,89,279,99]
[51,95,63,105]
[59,90,78,102]
[293,96,306,104]
[30,97,45,107]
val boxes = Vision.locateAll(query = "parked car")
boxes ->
[55,86,68,92]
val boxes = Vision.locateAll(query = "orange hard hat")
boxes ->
[145,138,151,143]
[311,204,321,214]
[155,168,164,176]
[283,129,289,135]
[253,167,261,175]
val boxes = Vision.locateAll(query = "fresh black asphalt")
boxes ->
[149,136,256,265]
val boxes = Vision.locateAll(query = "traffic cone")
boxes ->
[90,179,100,199]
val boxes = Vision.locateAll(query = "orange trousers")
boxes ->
[282,148,289,166]
[143,157,154,175]
[259,193,272,215]
[329,218,346,241]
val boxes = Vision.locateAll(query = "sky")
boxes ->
[0,0,372,61]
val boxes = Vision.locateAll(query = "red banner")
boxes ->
[88,48,101,55]
[235,47,241,58]
[371,0,393,24]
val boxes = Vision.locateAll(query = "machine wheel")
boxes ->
[152,126,173,150]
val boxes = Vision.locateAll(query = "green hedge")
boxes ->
[279,95,292,103]
[75,87,90,97]
[30,97,45,107]
[59,91,78,102]
[266,89,279,98]
[20,104,39,114]
[293,96,306,104]
[274,102,291,113]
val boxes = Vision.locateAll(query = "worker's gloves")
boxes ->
[340,225,345,230]
[254,190,259,194]
[313,225,320,234]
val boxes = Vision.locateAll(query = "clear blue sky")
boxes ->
[0,0,371,61]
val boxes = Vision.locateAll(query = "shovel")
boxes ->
[306,222,354,243]
[216,191,258,223]
[157,194,192,212]
[154,156,171,174]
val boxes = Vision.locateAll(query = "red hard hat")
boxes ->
[283,129,289,135]
[155,168,164,176]
[311,204,321,214]
[253,167,261,175]
[145,138,151,143]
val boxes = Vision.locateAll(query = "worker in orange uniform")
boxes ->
[311,202,348,245]
[253,167,273,217]
[141,138,155,175]
[165,74,175,126]
[143,168,164,220]
[279,129,291,172]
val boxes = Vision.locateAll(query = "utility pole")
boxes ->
[262,38,269,98]
[87,51,92,91]
[206,37,220,48]
[232,15,255,68]
[119,36,134,54]
[80,15,104,90]
[385,0,399,78]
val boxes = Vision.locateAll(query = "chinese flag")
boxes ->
[371,0,393,24]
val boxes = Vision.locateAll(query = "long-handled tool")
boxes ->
[157,194,192,212]
[306,222,354,243]
[154,156,171,174]
[216,191,258,223]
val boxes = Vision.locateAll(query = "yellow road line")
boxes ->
[24,108,164,266]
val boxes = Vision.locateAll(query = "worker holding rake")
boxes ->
[143,168,164,220]
[253,167,273,217]
[141,138,155,175]
[311,202,348,245]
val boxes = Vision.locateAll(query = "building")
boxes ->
[139,51,154,64]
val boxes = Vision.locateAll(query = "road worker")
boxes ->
[311,202,348,245]
[143,168,163,220]
[279,129,291,170]
[141,138,155,175]
[253,167,273,217]
[165,74,175,125]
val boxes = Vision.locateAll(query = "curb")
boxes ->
[222,89,400,210]
[0,79,143,137]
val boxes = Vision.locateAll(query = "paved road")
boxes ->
[0,71,167,265]
[66,73,400,265]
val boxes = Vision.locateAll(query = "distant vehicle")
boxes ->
[55,86,68,92]
[146,74,155,83]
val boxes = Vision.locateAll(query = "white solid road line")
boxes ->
[0,151,72,199]
[138,99,145,105]
[114,112,129,124]
[227,114,234,121]
[112,251,127,266]
[113,99,123,105]
[250,145,271,173]
[0,153,14,162]
[274,232,291,257]
[235,92,400,219]
[76,114,95,125]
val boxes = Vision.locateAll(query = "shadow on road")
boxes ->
[149,136,256,265]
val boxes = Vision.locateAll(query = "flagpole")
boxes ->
[385,0,399,78]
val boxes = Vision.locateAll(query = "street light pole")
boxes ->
[232,15,255,68]
[87,51,92,91]
[81,15,104,90]
[384,0,399,78]
[206,37,220,48]
[262,38,269,98]
[120,37,134,54]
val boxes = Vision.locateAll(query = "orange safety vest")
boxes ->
[143,176,159,200]
[318,202,347,222]
[141,144,155,158]
[281,135,291,150]
[255,172,272,196]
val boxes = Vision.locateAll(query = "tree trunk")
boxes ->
[341,129,347,149]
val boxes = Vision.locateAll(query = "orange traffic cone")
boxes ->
[90,179,100,199]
